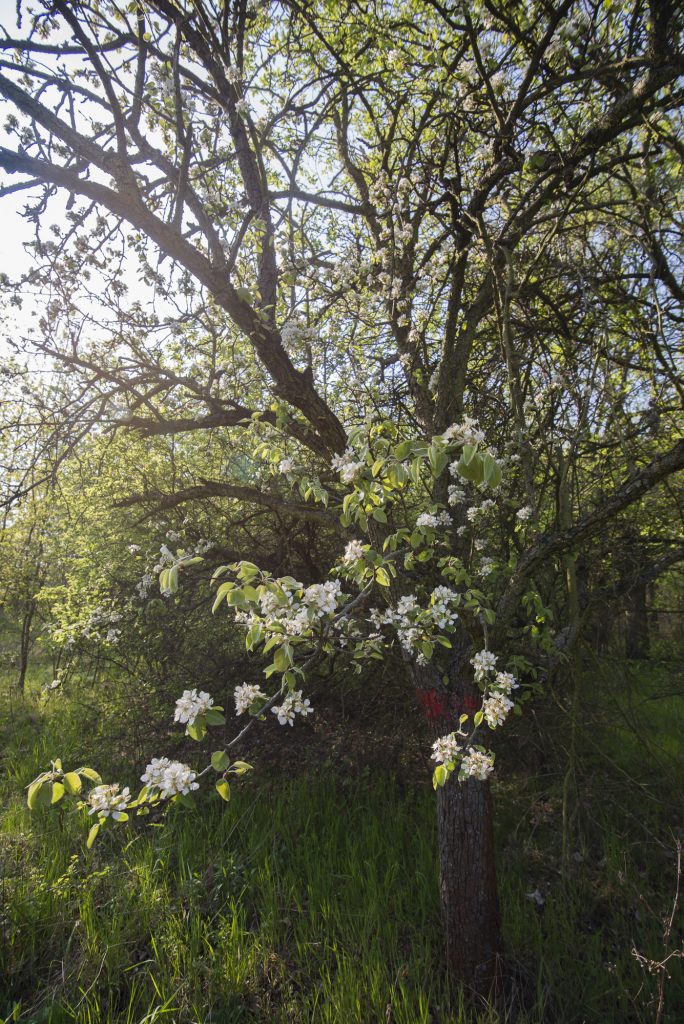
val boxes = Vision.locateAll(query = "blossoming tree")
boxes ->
[3,0,683,995]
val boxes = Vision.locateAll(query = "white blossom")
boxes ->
[493,671,518,695]
[431,733,462,764]
[87,783,131,820]
[443,417,485,446]
[396,594,418,616]
[140,757,171,789]
[127,544,141,554]
[303,580,342,614]
[331,449,366,484]
[416,512,439,528]
[516,505,534,522]
[483,693,514,729]
[157,761,199,799]
[234,682,266,715]
[174,688,214,726]
[471,649,497,680]
[136,574,154,598]
[461,747,495,780]
[271,690,313,726]
[342,539,365,564]
[279,457,295,474]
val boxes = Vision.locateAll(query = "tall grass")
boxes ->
[1,660,682,1023]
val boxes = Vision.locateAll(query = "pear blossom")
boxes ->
[493,671,518,695]
[461,748,495,780]
[157,761,199,799]
[234,682,267,715]
[331,449,365,484]
[431,733,462,764]
[140,757,171,789]
[87,783,131,819]
[174,689,214,726]
[342,539,365,563]
[271,690,313,726]
[483,692,514,728]
[471,649,497,680]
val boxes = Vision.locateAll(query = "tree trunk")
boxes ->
[437,759,501,993]
[414,638,502,996]
[625,576,650,660]
[17,598,35,695]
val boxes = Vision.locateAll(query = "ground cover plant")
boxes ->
[1,655,683,1023]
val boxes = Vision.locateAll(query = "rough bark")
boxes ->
[17,598,35,694]
[414,635,502,996]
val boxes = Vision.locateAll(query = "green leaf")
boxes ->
[230,760,253,775]
[237,561,260,580]
[211,750,231,772]
[212,581,234,613]
[87,823,100,849]
[27,779,48,810]
[63,771,82,795]
[51,782,65,804]
[187,718,207,741]
[273,644,293,673]
[205,709,226,726]
[456,453,484,484]
[375,567,391,588]
[433,765,448,789]
[80,767,102,784]
[372,508,387,523]
[216,780,231,802]
[474,710,484,726]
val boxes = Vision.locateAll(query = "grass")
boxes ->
[1,659,683,1023]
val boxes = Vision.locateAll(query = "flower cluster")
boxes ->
[87,783,131,820]
[174,689,214,726]
[483,692,514,729]
[471,649,497,681]
[369,586,460,664]
[430,586,460,630]
[466,499,496,523]
[234,682,267,715]
[416,511,451,528]
[431,733,462,765]
[493,671,518,695]
[140,758,199,799]
[342,539,365,564]
[461,747,495,780]
[271,690,313,726]
[516,505,534,522]
[443,417,485,447]
[233,576,346,642]
[331,449,366,484]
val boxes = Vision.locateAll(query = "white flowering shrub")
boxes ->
[27,417,536,841]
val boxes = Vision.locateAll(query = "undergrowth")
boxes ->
[1,658,682,1023]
